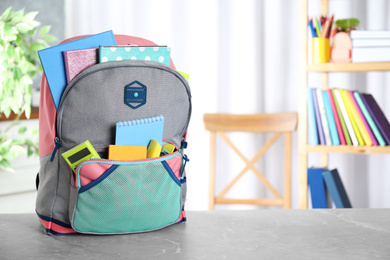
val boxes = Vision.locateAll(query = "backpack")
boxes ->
[35,34,191,235]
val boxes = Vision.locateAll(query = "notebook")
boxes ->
[99,46,171,66]
[38,30,116,110]
[63,48,99,83]
[115,115,164,147]
[108,145,147,161]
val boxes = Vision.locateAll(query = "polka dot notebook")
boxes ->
[99,46,171,66]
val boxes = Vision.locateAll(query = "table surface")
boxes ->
[1,209,390,260]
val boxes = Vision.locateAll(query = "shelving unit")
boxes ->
[298,0,390,208]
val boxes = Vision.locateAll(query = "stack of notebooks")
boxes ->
[37,30,182,110]
[109,115,165,161]
[351,30,390,63]
[307,88,390,146]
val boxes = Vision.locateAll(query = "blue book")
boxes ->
[307,88,319,145]
[38,30,116,110]
[322,91,340,145]
[308,168,327,208]
[322,169,352,208]
[115,115,164,147]
[312,88,325,145]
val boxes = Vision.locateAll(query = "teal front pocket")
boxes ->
[71,154,182,234]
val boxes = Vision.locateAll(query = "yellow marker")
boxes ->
[147,139,162,158]
[162,143,176,154]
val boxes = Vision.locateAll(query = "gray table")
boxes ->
[1,209,389,259]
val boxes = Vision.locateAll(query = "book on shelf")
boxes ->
[333,89,359,146]
[316,89,332,145]
[307,167,352,209]
[322,169,352,208]
[343,90,373,146]
[350,30,390,39]
[307,88,319,145]
[307,88,390,147]
[354,92,386,146]
[352,47,390,63]
[327,89,346,145]
[360,93,390,145]
[312,88,326,145]
[349,91,377,146]
[322,90,340,145]
[352,39,390,48]
[308,168,327,208]
[340,89,364,145]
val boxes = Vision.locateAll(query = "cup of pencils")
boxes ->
[309,15,333,64]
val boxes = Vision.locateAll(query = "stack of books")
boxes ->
[308,168,352,209]
[307,88,390,146]
[351,30,390,62]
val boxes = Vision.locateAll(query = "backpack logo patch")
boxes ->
[124,81,147,109]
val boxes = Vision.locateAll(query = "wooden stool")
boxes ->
[203,113,298,209]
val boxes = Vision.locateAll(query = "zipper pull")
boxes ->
[180,154,190,178]
[50,137,62,162]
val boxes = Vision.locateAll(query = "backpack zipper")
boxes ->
[50,137,62,162]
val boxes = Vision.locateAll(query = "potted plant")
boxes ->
[0,7,55,171]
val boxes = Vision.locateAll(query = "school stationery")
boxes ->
[162,143,176,155]
[62,140,100,172]
[115,115,165,147]
[38,30,116,110]
[108,145,147,161]
[99,46,171,66]
[147,139,162,158]
[63,48,98,83]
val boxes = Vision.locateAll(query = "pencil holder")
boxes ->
[312,38,330,64]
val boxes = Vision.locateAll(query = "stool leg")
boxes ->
[209,132,216,210]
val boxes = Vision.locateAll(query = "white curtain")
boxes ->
[64,0,390,209]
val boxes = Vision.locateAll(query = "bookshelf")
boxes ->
[298,0,390,208]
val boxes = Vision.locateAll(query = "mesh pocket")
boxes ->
[72,160,181,234]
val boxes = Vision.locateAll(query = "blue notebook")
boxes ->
[308,168,327,208]
[38,30,116,110]
[115,115,164,147]
[322,169,352,208]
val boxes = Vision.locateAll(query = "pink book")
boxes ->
[349,91,378,145]
[327,89,346,145]
[63,48,99,83]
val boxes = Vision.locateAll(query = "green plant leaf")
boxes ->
[1,7,12,19]
[18,126,27,134]
[23,11,38,22]
[39,25,51,36]
[10,9,24,23]
[0,159,13,172]
[15,22,32,34]
[43,34,56,42]
[10,145,25,157]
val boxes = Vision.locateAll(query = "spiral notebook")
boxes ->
[115,115,164,147]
